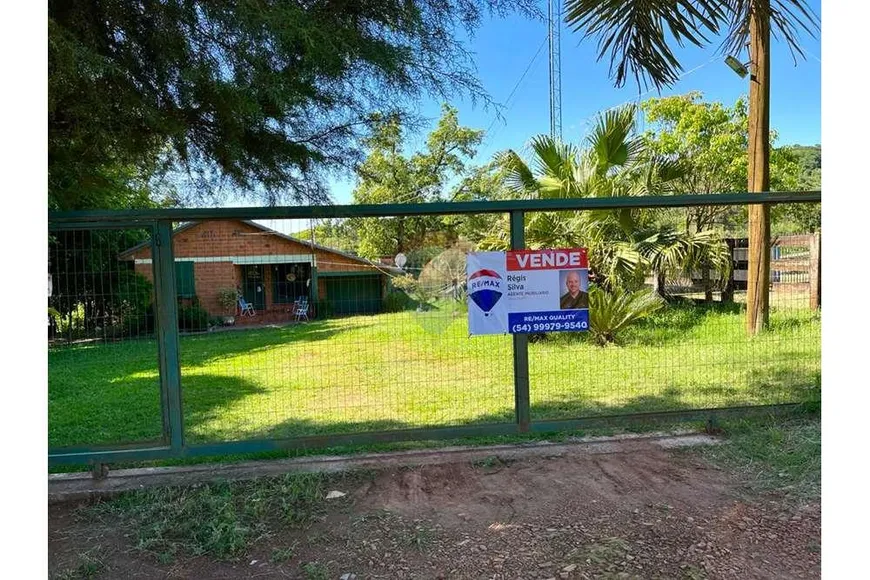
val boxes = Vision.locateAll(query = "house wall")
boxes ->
[124,220,384,316]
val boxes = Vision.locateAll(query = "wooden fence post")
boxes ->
[809,231,821,310]
[722,238,736,303]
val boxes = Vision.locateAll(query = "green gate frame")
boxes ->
[48,191,821,466]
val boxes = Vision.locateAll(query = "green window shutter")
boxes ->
[175,261,196,298]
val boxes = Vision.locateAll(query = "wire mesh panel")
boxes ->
[528,204,821,421]
[48,227,164,449]
[172,217,514,444]
[47,194,821,464]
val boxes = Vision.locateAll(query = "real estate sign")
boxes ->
[466,248,589,336]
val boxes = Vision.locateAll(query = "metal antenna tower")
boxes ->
[548,0,562,139]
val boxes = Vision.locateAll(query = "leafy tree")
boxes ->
[562,0,819,334]
[294,219,361,255]
[442,161,516,246]
[350,105,483,259]
[784,144,821,187]
[49,228,156,340]
[775,144,821,232]
[49,0,538,210]
[641,92,803,235]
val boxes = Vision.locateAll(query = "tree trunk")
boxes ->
[396,218,405,254]
[654,269,667,300]
[702,265,713,303]
[746,4,771,335]
[809,231,821,310]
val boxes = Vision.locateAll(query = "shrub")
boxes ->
[216,288,238,314]
[383,289,416,312]
[120,309,155,338]
[113,271,155,337]
[115,270,154,317]
[178,302,210,332]
[391,273,438,309]
[55,302,87,339]
[588,284,665,346]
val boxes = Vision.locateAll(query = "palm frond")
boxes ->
[588,285,665,345]
[529,135,570,175]
[524,211,587,249]
[564,0,726,89]
[475,232,510,252]
[635,227,732,283]
[565,0,819,90]
[719,0,820,65]
[587,105,644,172]
[494,149,539,196]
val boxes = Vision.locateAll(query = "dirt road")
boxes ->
[49,439,820,579]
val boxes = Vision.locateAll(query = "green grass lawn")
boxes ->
[48,300,820,449]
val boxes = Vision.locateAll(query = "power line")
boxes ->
[573,54,721,134]
[483,36,548,141]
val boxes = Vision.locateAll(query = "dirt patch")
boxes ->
[49,441,820,579]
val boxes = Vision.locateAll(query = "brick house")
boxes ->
[119,219,397,322]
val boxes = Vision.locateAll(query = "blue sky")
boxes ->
[325,1,821,205]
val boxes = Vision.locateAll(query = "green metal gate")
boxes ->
[47,191,821,467]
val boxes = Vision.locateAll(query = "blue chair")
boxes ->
[238,297,256,317]
[293,297,309,321]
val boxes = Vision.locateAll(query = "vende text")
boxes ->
[507,248,588,271]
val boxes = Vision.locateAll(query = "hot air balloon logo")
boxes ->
[468,269,504,316]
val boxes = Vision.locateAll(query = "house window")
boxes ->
[175,261,196,298]
[273,263,310,304]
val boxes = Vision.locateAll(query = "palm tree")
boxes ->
[588,285,665,346]
[481,104,731,294]
[562,0,819,334]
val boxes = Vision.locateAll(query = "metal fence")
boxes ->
[48,192,821,467]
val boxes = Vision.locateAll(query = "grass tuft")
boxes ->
[690,412,820,502]
[269,543,297,564]
[83,471,370,562]
[302,561,330,580]
[53,550,105,580]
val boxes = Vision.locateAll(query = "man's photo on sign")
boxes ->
[559,269,588,309]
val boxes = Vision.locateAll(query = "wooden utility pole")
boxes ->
[809,231,821,310]
[746,4,771,335]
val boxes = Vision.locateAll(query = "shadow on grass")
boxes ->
[49,307,820,457]
[535,300,819,350]
[620,300,745,346]
[181,359,820,445]
[524,364,820,423]
[49,319,364,388]
[180,320,368,366]
[49,373,266,449]
[51,357,821,450]
[187,417,421,445]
